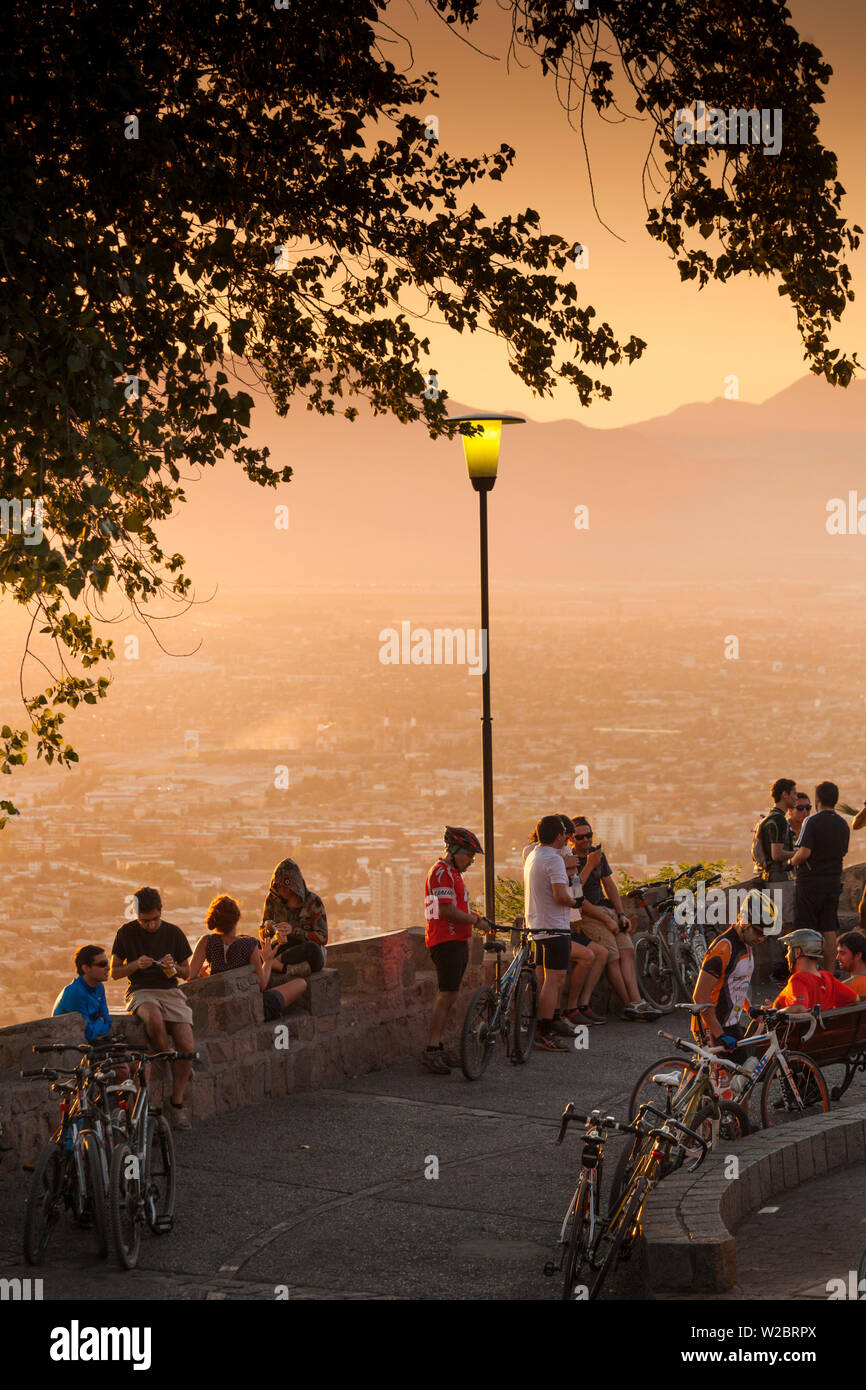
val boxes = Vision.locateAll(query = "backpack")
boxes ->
[750,815,770,875]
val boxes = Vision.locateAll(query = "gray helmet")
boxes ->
[780,929,823,960]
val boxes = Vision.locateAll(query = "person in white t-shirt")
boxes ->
[523,815,581,1052]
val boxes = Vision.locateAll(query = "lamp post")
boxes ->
[446,413,525,921]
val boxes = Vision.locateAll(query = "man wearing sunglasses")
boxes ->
[52,944,113,1042]
[788,793,811,841]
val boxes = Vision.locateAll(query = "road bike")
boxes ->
[547,1101,707,1300]
[460,919,537,1079]
[629,1003,830,1129]
[628,867,719,1011]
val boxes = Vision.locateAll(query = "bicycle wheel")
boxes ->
[692,1100,750,1147]
[460,987,498,1080]
[589,1177,646,1301]
[144,1115,176,1232]
[634,935,677,1010]
[510,969,537,1064]
[677,948,701,999]
[561,1171,597,1301]
[81,1131,109,1257]
[858,1246,866,1296]
[759,1052,829,1129]
[109,1142,142,1269]
[628,1056,697,1120]
[23,1142,65,1266]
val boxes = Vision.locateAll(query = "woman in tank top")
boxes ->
[187,895,308,1021]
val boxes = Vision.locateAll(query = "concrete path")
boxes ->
[2,1014,863,1301]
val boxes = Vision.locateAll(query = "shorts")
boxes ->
[263,989,286,1022]
[794,881,841,935]
[570,930,591,949]
[429,940,469,992]
[533,935,571,971]
[128,989,194,1026]
[760,878,794,927]
[580,919,634,962]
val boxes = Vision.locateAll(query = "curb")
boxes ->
[641,1103,866,1294]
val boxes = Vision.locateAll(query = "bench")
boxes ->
[789,1001,866,1101]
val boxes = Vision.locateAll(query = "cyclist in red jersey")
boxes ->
[422,827,491,1074]
[772,929,858,1011]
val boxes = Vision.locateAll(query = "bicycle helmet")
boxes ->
[736,887,781,935]
[779,928,824,960]
[444,826,483,856]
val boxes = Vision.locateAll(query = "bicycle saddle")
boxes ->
[484,940,506,952]
[676,1003,708,1013]
[652,1072,684,1087]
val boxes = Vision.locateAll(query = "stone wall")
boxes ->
[0,927,487,1174]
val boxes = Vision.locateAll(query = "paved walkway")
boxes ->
[2,1015,863,1301]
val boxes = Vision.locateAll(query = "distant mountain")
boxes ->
[160,375,866,595]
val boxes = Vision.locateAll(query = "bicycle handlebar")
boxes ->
[32,1043,90,1054]
[657,1031,751,1077]
[555,1104,634,1144]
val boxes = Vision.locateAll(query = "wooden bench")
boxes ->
[791,1000,866,1100]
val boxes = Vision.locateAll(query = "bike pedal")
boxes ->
[22,1163,35,1172]
[542,1262,556,1278]
[153,1216,174,1233]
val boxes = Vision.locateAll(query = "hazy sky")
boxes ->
[395,0,866,428]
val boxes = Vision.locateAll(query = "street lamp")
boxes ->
[446,412,525,921]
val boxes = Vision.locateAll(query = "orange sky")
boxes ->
[395,0,866,428]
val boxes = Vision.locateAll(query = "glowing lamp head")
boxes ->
[446,413,525,491]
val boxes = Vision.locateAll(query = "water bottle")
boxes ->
[732,1055,759,1095]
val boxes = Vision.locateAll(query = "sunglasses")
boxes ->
[93,960,109,968]
[572,832,592,841]
[795,805,810,811]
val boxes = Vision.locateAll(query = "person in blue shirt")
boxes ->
[52,945,112,1042]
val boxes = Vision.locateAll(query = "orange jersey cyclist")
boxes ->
[691,889,781,1050]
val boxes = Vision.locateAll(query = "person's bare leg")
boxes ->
[578,945,607,1007]
[135,1003,170,1093]
[274,979,307,1009]
[566,945,592,1010]
[427,991,458,1047]
[824,931,837,973]
[605,959,631,1007]
[618,940,641,1003]
[539,969,567,1021]
[166,1021,194,1105]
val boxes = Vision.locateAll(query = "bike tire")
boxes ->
[692,1099,751,1146]
[145,1115,176,1232]
[81,1130,109,1258]
[561,1171,597,1301]
[634,935,677,1011]
[109,1141,142,1270]
[459,987,497,1080]
[23,1142,64,1266]
[858,1246,866,1295]
[759,1052,829,1129]
[510,969,538,1064]
[589,1178,645,1301]
[627,1056,697,1121]
[677,948,701,1000]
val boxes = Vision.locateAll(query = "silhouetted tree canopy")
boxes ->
[0,0,859,818]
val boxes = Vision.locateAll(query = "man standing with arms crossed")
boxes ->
[790,781,850,973]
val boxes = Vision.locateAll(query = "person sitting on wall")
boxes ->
[110,886,195,1130]
[260,858,328,980]
[187,894,308,1019]
[52,945,112,1042]
[836,931,866,999]
[772,929,857,1012]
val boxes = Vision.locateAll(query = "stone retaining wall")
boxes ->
[0,927,488,1175]
[641,1103,866,1293]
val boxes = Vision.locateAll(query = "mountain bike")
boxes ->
[628,868,719,1011]
[22,1058,111,1263]
[460,919,537,1079]
[106,1046,195,1268]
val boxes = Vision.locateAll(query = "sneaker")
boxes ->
[570,1005,606,1026]
[169,1103,191,1131]
[533,1031,570,1052]
[282,961,312,981]
[421,1047,451,1075]
[628,1000,663,1021]
[551,1014,579,1037]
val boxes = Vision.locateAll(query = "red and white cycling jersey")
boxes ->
[424,858,471,948]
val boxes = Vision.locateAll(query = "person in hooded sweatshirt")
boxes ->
[259,857,328,981]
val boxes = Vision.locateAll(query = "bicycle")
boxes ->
[106,1046,195,1268]
[459,919,537,1079]
[543,1105,633,1301]
[628,867,719,1011]
[629,1002,830,1129]
[22,1054,112,1264]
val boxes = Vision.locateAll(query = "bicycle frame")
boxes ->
[484,925,536,1053]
